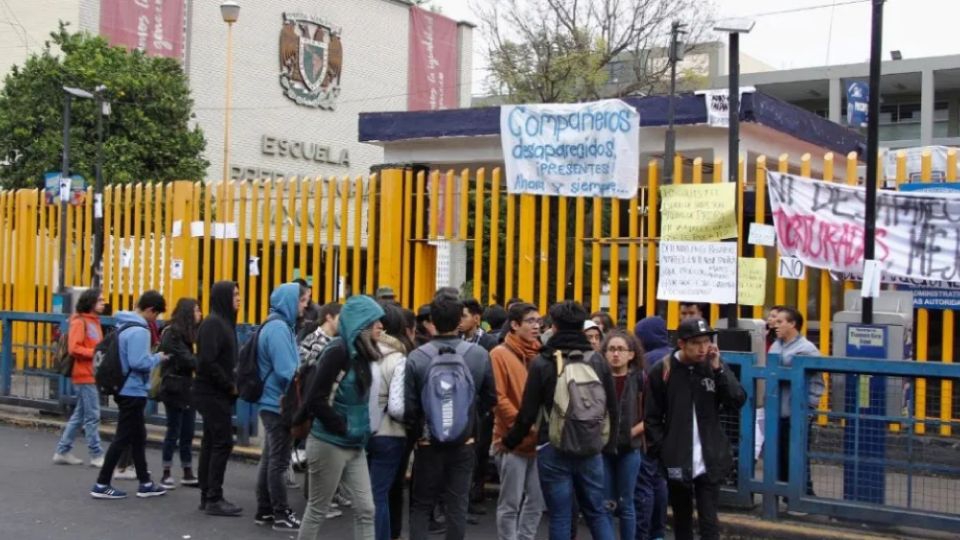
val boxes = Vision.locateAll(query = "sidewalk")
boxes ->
[0,404,951,540]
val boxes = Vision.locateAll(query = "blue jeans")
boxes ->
[56,383,102,457]
[634,454,668,540]
[537,444,614,540]
[603,450,641,540]
[366,436,406,540]
[162,403,196,467]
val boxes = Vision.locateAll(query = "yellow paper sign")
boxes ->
[737,257,767,306]
[660,183,738,241]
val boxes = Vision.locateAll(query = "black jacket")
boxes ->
[644,352,747,483]
[502,331,620,455]
[158,324,197,409]
[194,281,239,399]
[610,369,646,454]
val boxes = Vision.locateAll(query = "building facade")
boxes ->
[0,0,474,181]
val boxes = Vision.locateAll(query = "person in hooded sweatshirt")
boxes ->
[195,281,242,516]
[255,282,311,532]
[296,295,385,540]
[90,291,168,500]
[632,317,671,539]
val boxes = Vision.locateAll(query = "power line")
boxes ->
[719,0,872,21]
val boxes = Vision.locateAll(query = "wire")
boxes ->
[718,0,872,21]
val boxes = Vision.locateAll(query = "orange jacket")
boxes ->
[68,313,103,385]
[491,333,541,457]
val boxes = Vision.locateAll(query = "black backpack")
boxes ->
[236,316,282,403]
[94,322,148,396]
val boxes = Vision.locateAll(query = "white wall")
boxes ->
[188,0,412,182]
[0,0,83,82]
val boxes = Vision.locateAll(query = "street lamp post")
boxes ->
[220,1,239,185]
[664,21,686,185]
[714,18,755,329]
[862,0,885,324]
[92,85,110,289]
[59,86,94,304]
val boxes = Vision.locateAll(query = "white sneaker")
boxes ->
[90,455,104,468]
[113,468,137,480]
[53,452,83,465]
[325,508,343,519]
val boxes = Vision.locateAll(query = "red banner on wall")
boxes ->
[99,0,186,60]
[408,7,459,111]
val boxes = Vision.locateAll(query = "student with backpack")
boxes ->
[194,281,242,516]
[644,318,746,540]
[295,295,385,540]
[600,331,647,540]
[404,293,497,540]
[53,288,105,467]
[254,282,310,532]
[90,291,168,500]
[502,300,619,540]
[490,302,545,540]
[157,298,202,489]
[367,302,414,540]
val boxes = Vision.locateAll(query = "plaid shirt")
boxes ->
[299,327,335,368]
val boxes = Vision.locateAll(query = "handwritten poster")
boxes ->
[657,241,737,304]
[767,171,960,286]
[660,183,738,241]
[500,100,640,199]
[738,257,767,306]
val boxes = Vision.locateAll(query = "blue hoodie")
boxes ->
[257,283,302,414]
[634,316,672,368]
[115,311,163,398]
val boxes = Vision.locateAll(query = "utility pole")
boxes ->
[862,0,884,324]
[92,86,109,289]
[663,21,685,184]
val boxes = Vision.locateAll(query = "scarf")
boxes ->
[503,332,541,365]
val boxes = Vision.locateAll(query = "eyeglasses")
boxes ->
[606,346,631,353]
[522,317,542,326]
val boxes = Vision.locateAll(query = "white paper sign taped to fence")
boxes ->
[778,256,806,280]
[500,99,640,199]
[170,259,184,280]
[657,241,737,304]
[767,171,960,285]
[748,223,776,247]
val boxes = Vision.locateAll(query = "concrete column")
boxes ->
[948,95,959,137]
[456,22,474,108]
[921,69,935,145]
[829,77,842,124]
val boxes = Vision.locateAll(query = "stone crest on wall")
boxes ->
[279,13,343,109]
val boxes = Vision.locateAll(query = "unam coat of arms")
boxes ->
[279,13,343,109]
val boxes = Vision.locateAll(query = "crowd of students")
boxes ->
[53,284,758,540]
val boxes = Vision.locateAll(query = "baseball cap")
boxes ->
[375,286,396,300]
[583,320,602,334]
[677,317,718,341]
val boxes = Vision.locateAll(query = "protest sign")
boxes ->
[767,171,960,286]
[738,257,767,306]
[748,223,776,246]
[657,241,737,304]
[660,183,738,241]
[778,256,806,280]
[500,100,640,199]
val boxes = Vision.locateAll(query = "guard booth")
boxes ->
[830,290,914,504]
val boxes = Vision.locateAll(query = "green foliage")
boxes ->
[0,23,208,189]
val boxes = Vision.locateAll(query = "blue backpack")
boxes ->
[420,341,476,445]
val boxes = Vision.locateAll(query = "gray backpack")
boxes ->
[546,349,610,456]
[420,342,476,445]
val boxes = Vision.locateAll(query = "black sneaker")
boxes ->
[272,509,301,532]
[205,499,243,517]
[254,510,275,525]
[428,519,446,535]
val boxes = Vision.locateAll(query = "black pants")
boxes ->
[471,412,494,503]
[390,436,416,539]
[409,443,476,540]
[778,417,815,496]
[195,393,234,502]
[668,476,720,540]
[96,396,150,485]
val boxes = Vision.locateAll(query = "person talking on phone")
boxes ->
[643,318,746,540]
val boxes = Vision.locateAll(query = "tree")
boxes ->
[0,24,208,189]
[476,0,716,103]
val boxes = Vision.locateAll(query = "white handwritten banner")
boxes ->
[656,241,738,304]
[767,171,960,285]
[500,100,640,199]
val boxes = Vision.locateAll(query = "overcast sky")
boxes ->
[432,0,960,94]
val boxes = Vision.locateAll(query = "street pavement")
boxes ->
[2,424,615,540]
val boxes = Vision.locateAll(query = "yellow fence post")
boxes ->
[915,150,933,434]
[942,149,957,436]
[645,161,659,318]
[168,181,196,309]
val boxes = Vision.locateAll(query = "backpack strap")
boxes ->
[453,341,473,358]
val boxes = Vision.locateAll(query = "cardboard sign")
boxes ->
[657,241,737,304]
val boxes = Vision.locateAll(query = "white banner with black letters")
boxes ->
[767,171,960,285]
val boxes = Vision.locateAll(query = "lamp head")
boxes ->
[220,1,240,24]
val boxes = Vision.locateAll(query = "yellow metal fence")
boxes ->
[0,150,956,434]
